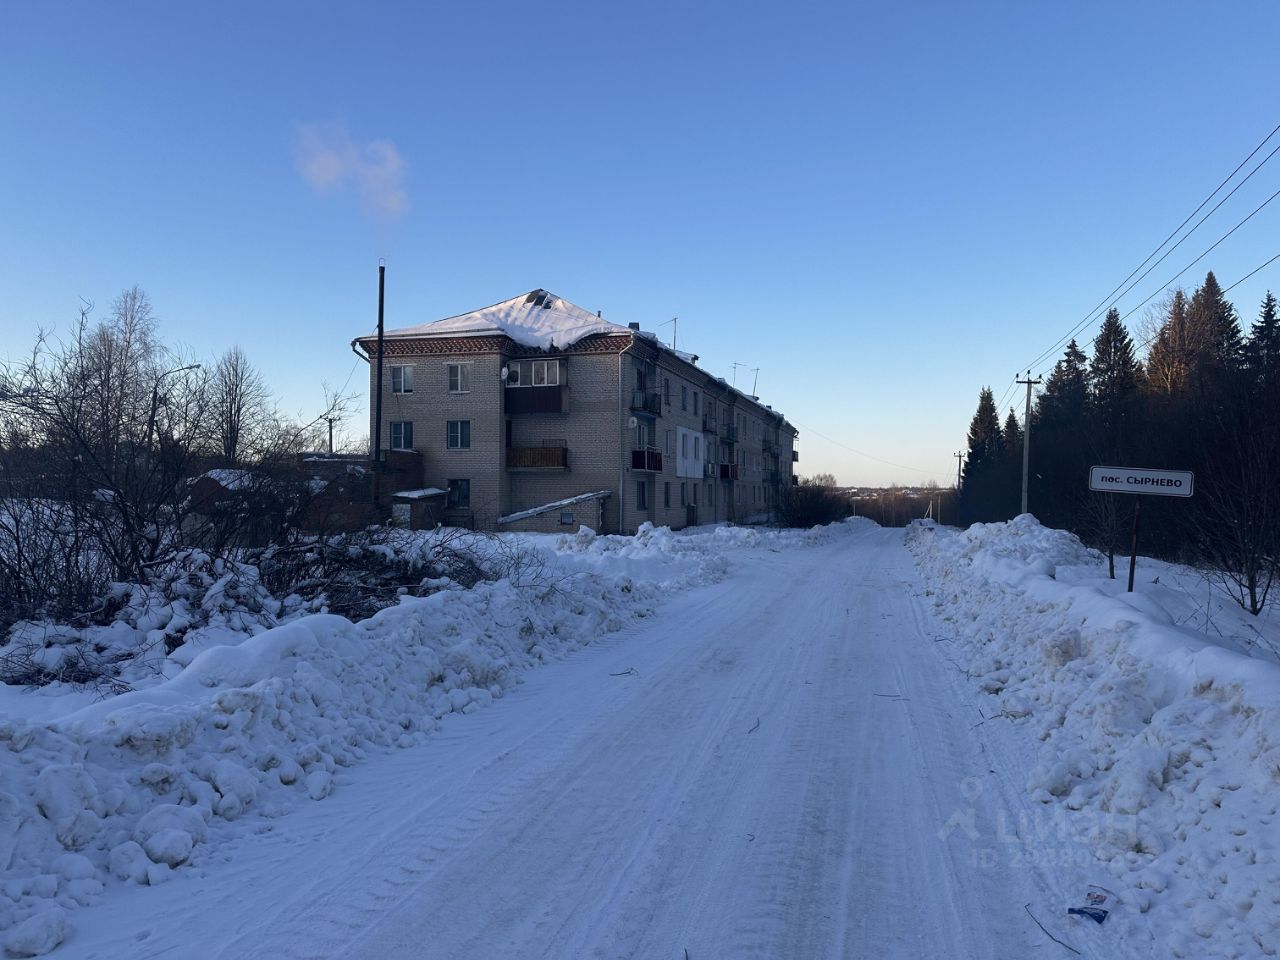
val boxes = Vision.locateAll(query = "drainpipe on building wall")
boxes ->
[617,343,628,535]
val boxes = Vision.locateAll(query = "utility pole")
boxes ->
[954,450,964,491]
[1017,370,1042,515]
[324,416,340,454]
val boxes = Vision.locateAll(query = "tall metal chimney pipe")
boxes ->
[373,262,386,465]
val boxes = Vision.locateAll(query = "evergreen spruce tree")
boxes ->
[1087,308,1140,446]
[1188,271,1244,376]
[1036,339,1088,426]
[962,387,1003,482]
[1002,408,1023,457]
[1245,291,1280,385]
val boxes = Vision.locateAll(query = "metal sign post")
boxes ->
[1088,466,1195,593]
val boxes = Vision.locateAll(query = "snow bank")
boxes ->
[0,520,843,953]
[909,516,1280,959]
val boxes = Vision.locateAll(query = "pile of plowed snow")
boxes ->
[0,520,850,956]
[909,515,1280,960]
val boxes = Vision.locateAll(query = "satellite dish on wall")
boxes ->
[628,416,638,429]
[500,366,509,381]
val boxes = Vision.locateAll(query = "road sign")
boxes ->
[1088,466,1194,498]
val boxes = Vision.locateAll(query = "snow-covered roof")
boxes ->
[391,487,447,500]
[382,289,631,351]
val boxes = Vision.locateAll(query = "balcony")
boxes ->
[506,384,565,414]
[723,425,738,443]
[719,463,739,480]
[703,461,716,478]
[507,445,568,470]
[763,437,777,454]
[792,449,799,463]
[630,390,662,416]
[702,414,718,434]
[631,447,663,471]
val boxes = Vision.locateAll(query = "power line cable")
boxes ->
[1022,122,1280,374]
[1035,183,1280,378]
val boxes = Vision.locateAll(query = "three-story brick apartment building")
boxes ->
[353,289,798,534]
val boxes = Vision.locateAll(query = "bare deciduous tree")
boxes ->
[210,346,273,466]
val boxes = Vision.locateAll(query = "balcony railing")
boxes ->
[507,445,568,469]
[630,389,662,415]
[723,425,738,443]
[506,384,565,414]
[792,449,799,463]
[702,414,718,434]
[719,463,739,480]
[703,461,716,478]
[631,447,663,471]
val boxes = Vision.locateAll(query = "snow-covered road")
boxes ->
[62,525,1096,960]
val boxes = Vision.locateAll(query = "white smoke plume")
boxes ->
[293,122,409,220]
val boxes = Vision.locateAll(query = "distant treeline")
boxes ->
[956,271,1279,614]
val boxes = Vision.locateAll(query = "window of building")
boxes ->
[681,433,689,457]
[637,480,647,510]
[447,420,471,449]
[665,430,674,455]
[694,436,701,459]
[681,384,688,410]
[664,482,671,508]
[664,378,671,405]
[531,360,557,386]
[390,365,413,393]
[447,363,472,393]
[447,479,470,508]
[693,392,699,416]
[691,483,697,506]
[390,421,413,450]
[680,482,687,507]
[506,359,562,388]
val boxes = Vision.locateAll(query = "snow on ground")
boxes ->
[909,515,1280,959]
[0,521,834,956]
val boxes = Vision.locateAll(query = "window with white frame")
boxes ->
[665,430,674,455]
[505,359,560,387]
[390,365,413,393]
[390,421,413,450]
[447,363,472,393]
[446,420,471,449]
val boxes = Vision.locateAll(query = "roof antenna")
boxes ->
[659,316,677,350]
[731,361,748,388]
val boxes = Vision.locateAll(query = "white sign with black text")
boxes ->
[1088,466,1194,498]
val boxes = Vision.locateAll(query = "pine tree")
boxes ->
[962,387,1003,482]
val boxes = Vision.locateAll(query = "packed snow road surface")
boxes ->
[61,526,1094,960]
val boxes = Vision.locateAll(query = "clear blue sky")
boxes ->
[3,1,1278,485]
